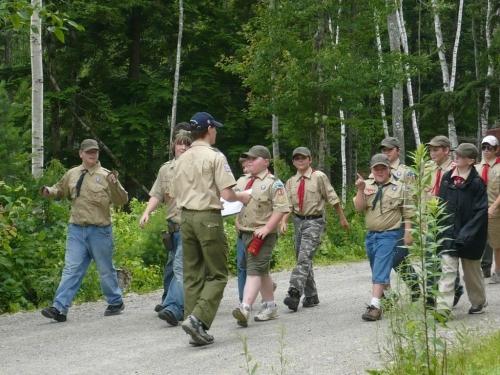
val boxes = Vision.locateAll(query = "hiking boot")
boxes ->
[158,308,179,326]
[154,304,164,313]
[489,272,500,284]
[302,295,320,308]
[284,288,300,312]
[254,303,279,322]
[361,305,382,321]
[41,306,67,322]
[104,302,125,316]
[181,315,214,346]
[468,301,488,314]
[232,305,250,327]
[453,287,464,307]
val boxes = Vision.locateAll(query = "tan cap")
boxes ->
[80,139,99,152]
[426,135,451,148]
[380,137,400,149]
[455,143,479,160]
[241,145,271,160]
[370,153,390,168]
[292,147,312,158]
[481,135,499,147]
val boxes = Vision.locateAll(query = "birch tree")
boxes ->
[430,0,464,150]
[270,0,280,170]
[31,0,43,178]
[169,0,183,146]
[374,17,390,138]
[480,0,494,137]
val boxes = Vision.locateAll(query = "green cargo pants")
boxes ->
[181,209,228,329]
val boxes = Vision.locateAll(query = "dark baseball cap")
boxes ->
[370,153,390,168]
[80,139,99,152]
[455,143,478,160]
[426,135,451,148]
[241,145,271,160]
[189,112,223,130]
[380,137,400,149]
[292,147,311,158]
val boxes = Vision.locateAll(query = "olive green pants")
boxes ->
[181,209,228,329]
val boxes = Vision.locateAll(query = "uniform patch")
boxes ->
[261,185,267,190]
[272,180,284,191]
[392,186,398,191]
[397,171,401,176]
[96,176,102,184]
[224,163,232,173]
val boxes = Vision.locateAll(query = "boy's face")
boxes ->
[455,155,475,168]
[247,156,269,176]
[371,165,391,184]
[429,146,449,164]
[292,155,311,171]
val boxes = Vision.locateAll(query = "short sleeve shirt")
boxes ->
[149,160,181,223]
[236,169,290,232]
[285,168,340,216]
[475,159,500,218]
[173,140,236,210]
[425,157,455,199]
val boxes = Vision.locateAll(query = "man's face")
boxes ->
[174,142,190,158]
[429,146,449,164]
[79,149,99,167]
[247,156,268,176]
[482,143,497,161]
[381,147,399,163]
[292,155,312,171]
[371,164,390,183]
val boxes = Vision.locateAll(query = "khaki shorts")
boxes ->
[241,232,277,276]
[489,217,500,249]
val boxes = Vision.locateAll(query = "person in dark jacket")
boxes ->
[435,143,488,319]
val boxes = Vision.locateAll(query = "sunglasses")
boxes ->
[481,144,496,151]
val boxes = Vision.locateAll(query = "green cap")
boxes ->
[380,137,400,149]
[292,147,312,158]
[426,135,451,148]
[455,143,478,160]
[370,153,390,168]
[241,145,271,160]
[80,139,99,152]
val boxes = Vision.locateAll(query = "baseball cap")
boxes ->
[426,135,451,148]
[292,147,311,158]
[380,137,400,149]
[241,145,271,160]
[481,135,499,147]
[189,112,223,130]
[80,139,99,152]
[370,153,390,168]
[455,143,479,160]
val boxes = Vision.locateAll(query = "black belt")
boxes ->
[294,214,323,220]
[181,208,221,213]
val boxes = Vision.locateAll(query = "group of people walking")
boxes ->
[40,111,499,347]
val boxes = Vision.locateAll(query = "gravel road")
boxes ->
[1,261,499,375]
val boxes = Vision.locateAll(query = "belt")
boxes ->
[367,228,401,234]
[181,208,221,213]
[294,213,323,220]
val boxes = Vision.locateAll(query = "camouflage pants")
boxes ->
[289,216,325,297]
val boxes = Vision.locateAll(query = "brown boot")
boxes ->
[361,305,382,321]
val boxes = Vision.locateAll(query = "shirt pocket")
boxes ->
[88,184,109,205]
[305,184,320,202]
[381,188,403,211]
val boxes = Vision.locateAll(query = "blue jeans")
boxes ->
[236,236,247,302]
[161,231,184,320]
[53,224,122,314]
[366,229,401,284]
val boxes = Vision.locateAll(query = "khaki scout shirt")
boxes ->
[476,159,500,218]
[46,161,128,226]
[286,168,340,216]
[149,160,181,224]
[356,177,412,232]
[173,140,236,210]
[425,157,455,198]
[235,169,290,232]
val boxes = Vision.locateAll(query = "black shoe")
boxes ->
[104,302,125,316]
[154,304,164,313]
[158,309,179,326]
[453,288,464,307]
[181,315,214,346]
[482,267,491,278]
[303,295,320,308]
[468,301,488,314]
[284,288,300,312]
[41,306,67,322]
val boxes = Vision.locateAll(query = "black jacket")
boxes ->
[438,167,488,260]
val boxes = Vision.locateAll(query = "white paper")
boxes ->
[220,189,251,217]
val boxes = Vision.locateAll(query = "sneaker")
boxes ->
[302,295,320,308]
[283,288,300,312]
[468,301,488,314]
[453,287,464,307]
[104,302,125,316]
[361,305,382,321]
[41,306,67,322]
[181,315,214,346]
[489,272,500,284]
[254,303,279,322]
[158,308,179,326]
[482,267,491,278]
[232,305,250,327]
[154,304,164,313]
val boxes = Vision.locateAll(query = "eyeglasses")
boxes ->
[481,144,496,151]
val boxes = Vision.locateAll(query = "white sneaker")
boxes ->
[254,303,279,322]
[489,272,500,284]
[232,305,250,327]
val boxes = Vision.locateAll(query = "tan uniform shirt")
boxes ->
[173,140,236,210]
[425,157,455,198]
[356,177,412,232]
[285,168,340,216]
[46,162,128,226]
[149,160,181,223]
[235,169,290,232]
[476,159,500,218]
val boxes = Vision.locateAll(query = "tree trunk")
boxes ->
[31,0,44,178]
[472,15,482,144]
[387,10,405,160]
[374,18,389,137]
[480,0,493,137]
[271,113,279,171]
[169,0,184,146]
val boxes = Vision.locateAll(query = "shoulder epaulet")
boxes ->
[100,167,111,173]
